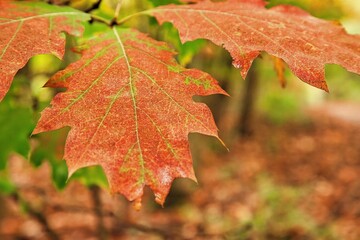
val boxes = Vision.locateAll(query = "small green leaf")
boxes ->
[0,85,34,169]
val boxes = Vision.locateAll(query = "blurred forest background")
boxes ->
[1,0,360,239]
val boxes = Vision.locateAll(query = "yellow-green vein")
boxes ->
[0,12,87,26]
[0,21,23,60]
[140,109,180,160]
[61,55,123,113]
[174,10,190,40]
[119,141,137,173]
[38,54,124,128]
[78,84,127,162]
[57,42,118,82]
[199,11,245,57]
[133,66,213,134]
[113,27,146,184]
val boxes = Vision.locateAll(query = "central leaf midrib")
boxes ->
[113,27,146,184]
[125,44,214,134]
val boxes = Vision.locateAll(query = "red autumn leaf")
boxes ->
[152,0,360,91]
[0,1,89,101]
[33,28,226,206]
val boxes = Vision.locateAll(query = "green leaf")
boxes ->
[0,175,16,195]
[70,166,109,189]
[30,129,69,189]
[0,83,34,169]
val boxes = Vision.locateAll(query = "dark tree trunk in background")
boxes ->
[90,186,108,240]
[239,64,258,137]
[218,62,259,146]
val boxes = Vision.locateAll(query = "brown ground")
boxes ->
[0,101,360,240]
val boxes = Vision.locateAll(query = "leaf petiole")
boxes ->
[90,14,112,26]
[90,6,159,27]
[114,0,123,19]
[116,9,155,25]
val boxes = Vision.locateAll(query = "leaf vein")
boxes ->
[113,27,146,183]
[0,12,86,26]
[133,66,211,133]
[0,21,23,60]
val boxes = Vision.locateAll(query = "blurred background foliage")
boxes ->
[1,0,360,239]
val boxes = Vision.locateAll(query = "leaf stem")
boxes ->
[116,9,154,25]
[109,0,124,26]
[90,6,156,27]
[90,14,112,25]
[114,0,123,19]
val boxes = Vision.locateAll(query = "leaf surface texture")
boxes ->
[153,0,360,90]
[0,2,89,101]
[34,28,225,204]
